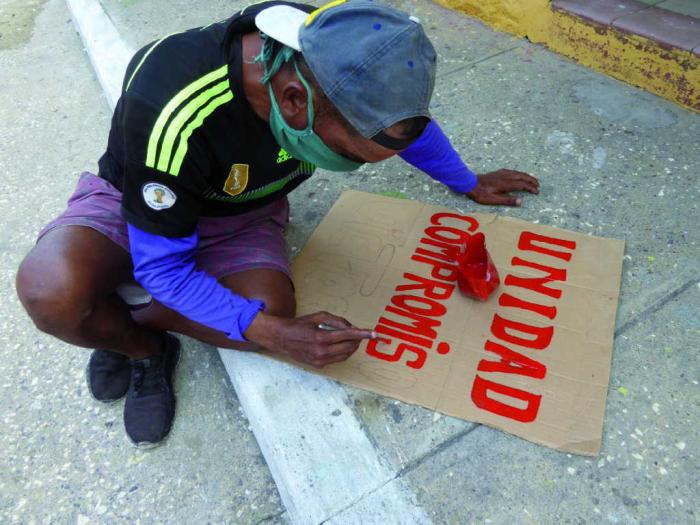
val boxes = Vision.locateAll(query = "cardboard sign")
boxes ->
[280,191,624,456]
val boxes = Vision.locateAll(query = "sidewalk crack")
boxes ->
[395,424,480,479]
[319,425,480,524]
[438,46,521,79]
[254,509,286,525]
[615,278,699,337]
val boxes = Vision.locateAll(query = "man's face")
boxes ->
[313,111,402,165]
[271,66,404,165]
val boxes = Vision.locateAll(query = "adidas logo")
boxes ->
[276,148,293,164]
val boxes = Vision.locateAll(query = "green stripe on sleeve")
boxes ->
[156,79,230,173]
[168,90,234,176]
[145,64,228,169]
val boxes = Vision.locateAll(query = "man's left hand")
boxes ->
[467,169,539,206]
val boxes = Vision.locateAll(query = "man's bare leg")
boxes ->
[131,268,296,349]
[16,226,162,359]
[16,226,296,356]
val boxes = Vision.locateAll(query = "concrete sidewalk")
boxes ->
[1,0,698,523]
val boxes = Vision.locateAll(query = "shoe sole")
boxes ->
[126,336,182,450]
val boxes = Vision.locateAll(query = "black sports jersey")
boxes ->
[97,1,317,237]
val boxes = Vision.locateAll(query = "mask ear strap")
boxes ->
[253,34,295,84]
[251,33,273,79]
[292,59,315,134]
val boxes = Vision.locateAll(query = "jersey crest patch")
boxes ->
[223,163,249,196]
[142,183,176,210]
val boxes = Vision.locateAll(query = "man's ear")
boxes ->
[277,80,309,130]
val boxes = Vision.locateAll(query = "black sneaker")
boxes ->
[87,349,131,403]
[124,334,181,448]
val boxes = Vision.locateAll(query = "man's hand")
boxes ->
[244,311,376,368]
[467,169,539,206]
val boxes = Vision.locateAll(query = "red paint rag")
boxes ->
[456,232,500,301]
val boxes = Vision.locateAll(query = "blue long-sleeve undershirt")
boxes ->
[399,120,478,193]
[127,223,265,341]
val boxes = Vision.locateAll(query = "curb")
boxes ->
[434,0,700,113]
[219,351,430,524]
[65,0,133,109]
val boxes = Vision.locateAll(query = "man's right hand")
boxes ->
[244,311,376,368]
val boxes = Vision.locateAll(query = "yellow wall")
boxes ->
[434,0,700,112]
[434,0,548,37]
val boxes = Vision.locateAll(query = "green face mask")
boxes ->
[255,37,364,172]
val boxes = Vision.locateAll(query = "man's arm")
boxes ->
[127,224,376,367]
[399,120,539,206]
[128,224,264,340]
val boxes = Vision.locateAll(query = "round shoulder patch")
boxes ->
[142,183,177,210]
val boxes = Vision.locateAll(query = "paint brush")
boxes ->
[317,322,342,331]
[318,323,377,339]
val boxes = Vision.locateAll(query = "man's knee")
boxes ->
[261,292,296,318]
[16,253,94,336]
[221,269,297,319]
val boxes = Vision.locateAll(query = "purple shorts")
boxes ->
[39,172,292,281]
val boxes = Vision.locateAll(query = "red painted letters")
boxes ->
[477,340,547,379]
[471,230,576,423]
[518,231,577,262]
[498,293,557,320]
[396,273,455,300]
[471,375,542,423]
[366,216,578,426]
[366,212,475,369]
[505,257,567,299]
[366,338,427,369]
[490,314,554,350]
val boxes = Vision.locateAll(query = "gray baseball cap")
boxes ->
[255,1,437,149]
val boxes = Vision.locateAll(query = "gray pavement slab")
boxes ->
[99,0,523,74]
[657,0,700,19]
[98,0,316,50]
[378,0,525,75]
[401,284,699,525]
[0,1,284,523]
[220,350,430,525]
